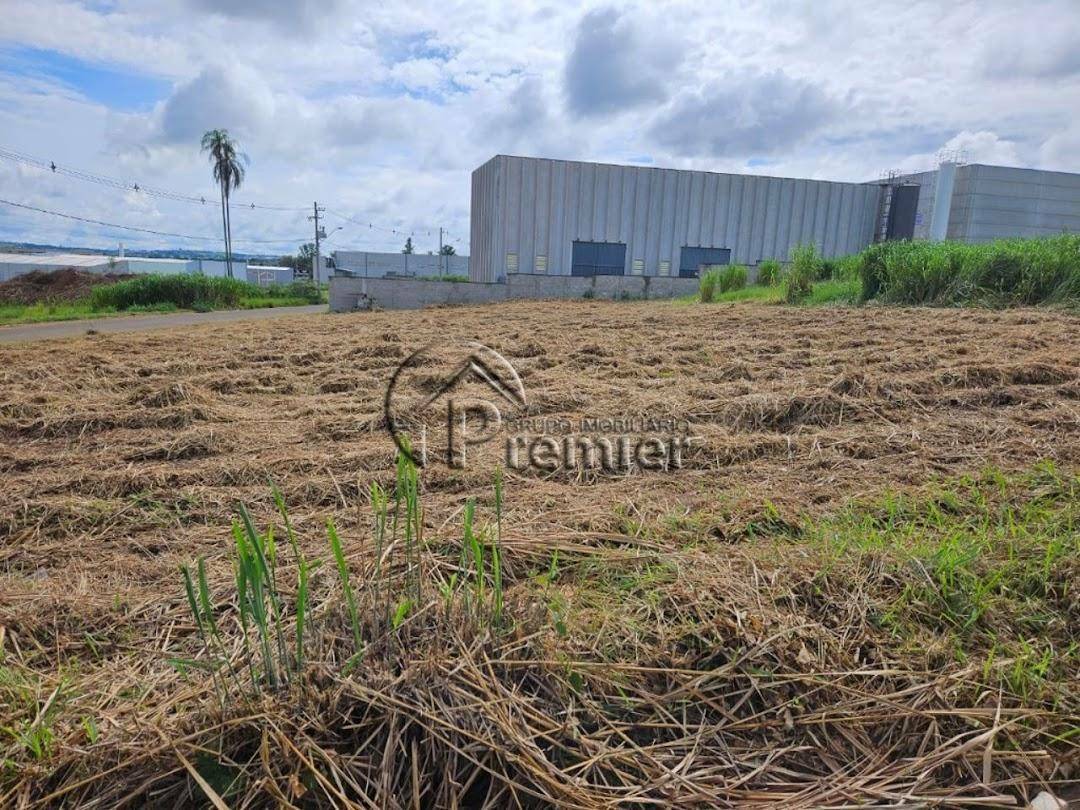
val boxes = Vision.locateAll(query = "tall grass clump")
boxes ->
[699,271,717,302]
[700,265,748,302]
[719,264,747,292]
[756,260,782,286]
[832,254,862,282]
[784,244,819,303]
[176,449,512,700]
[264,280,323,303]
[90,274,258,311]
[858,234,1080,306]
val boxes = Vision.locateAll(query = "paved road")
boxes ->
[0,304,327,344]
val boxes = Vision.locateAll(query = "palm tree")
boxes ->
[200,130,247,278]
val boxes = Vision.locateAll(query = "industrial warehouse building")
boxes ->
[467,155,1080,283]
[882,162,1080,243]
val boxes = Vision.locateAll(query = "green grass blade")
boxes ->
[327,519,363,654]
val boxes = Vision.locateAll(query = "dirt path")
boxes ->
[0,303,327,343]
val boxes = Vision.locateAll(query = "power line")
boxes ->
[0,197,307,245]
[323,207,467,247]
[1,144,470,249]
[323,207,410,236]
[0,145,307,212]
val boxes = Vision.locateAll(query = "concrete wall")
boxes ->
[333,250,469,278]
[330,277,504,311]
[505,273,698,301]
[469,155,882,282]
[330,273,699,311]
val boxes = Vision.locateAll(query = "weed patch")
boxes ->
[785,243,819,303]
[858,234,1080,306]
[756,259,782,286]
[806,462,1079,690]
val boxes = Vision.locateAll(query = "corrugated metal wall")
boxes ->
[469,155,882,281]
[469,157,502,283]
[949,164,1080,242]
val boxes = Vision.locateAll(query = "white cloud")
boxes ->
[650,70,839,158]
[180,0,348,34]
[387,59,447,93]
[160,66,277,145]
[1040,124,1080,172]
[977,9,1080,80]
[0,0,1077,254]
[940,131,1022,166]
[563,7,682,117]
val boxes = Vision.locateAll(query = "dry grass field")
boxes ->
[1,300,1078,807]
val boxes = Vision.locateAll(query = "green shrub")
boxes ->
[785,244,819,303]
[90,274,258,311]
[756,260,782,286]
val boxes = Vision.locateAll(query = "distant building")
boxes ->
[246,265,295,286]
[331,250,469,279]
[468,155,1080,282]
[0,253,249,283]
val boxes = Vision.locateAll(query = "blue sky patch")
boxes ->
[0,46,170,110]
[378,31,454,65]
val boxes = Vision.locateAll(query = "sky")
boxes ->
[0,0,1078,256]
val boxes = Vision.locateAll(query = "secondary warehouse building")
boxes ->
[468,155,1080,282]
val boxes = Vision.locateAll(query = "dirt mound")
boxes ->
[0,267,132,304]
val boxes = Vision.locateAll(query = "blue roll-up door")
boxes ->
[679,247,731,277]
[571,241,627,276]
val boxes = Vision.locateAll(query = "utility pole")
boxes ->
[438,227,444,275]
[308,202,325,284]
